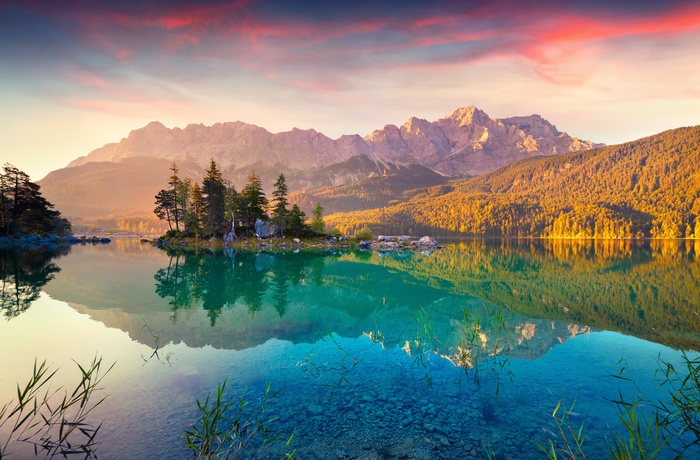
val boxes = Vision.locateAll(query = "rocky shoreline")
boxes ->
[150,234,443,252]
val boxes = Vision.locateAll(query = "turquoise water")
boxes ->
[1,239,699,459]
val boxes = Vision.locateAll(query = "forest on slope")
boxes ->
[325,126,700,238]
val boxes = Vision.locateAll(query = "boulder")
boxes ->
[398,235,411,243]
[377,235,391,242]
[416,236,438,247]
[254,218,278,239]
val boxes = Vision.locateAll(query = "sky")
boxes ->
[1,0,700,181]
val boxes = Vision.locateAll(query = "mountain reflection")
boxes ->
[1,246,70,319]
[35,239,700,357]
[148,239,700,354]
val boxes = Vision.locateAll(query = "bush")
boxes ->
[354,227,372,241]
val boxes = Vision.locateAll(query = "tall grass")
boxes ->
[0,356,112,459]
[184,380,294,459]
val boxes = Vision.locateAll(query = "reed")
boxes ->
[184,380,294,459]
[0,355,112,459]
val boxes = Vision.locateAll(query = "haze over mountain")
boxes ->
[38,106,598,228]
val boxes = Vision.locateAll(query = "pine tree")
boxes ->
[168,163,182,232]
[287,204,307,236]
[187,182,204,236]
[0,164,70,236]
[224,182,242,239]
[202,159,226,237]
[154,189,176,231]
[271,173,289,235]
[241,170,268,232]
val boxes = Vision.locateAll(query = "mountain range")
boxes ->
[324,126,700,239]
[38,106,599,228]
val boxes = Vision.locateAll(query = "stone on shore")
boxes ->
[415,236,438,247]
[254,218,278,239]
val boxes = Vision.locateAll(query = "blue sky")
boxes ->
[1,0,699,180]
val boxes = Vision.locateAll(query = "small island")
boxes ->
[150,161,442,253]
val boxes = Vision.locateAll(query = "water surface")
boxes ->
[1,239,699,459]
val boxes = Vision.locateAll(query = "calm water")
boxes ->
[1,239,699,459]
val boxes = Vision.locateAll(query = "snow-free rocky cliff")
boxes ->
[67,106,600,178]
[40,105,601,220]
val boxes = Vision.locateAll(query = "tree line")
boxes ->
[0,164,71,237]
[154,160,325,238]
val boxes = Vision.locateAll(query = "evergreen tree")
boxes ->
[311,202,325,234]
[271,173,289,235]
[0,164,70,236]
[177,178,192,233]
[168,163,182,232]
[287,204,307,236]
[202,159,227,236]
[187,182,204,236]
[154,189,176,231]
[241,170,268,232]
[224,182,242,238]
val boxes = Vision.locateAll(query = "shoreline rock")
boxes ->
[149,234,443,253]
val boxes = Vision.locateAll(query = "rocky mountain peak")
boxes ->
[501,114,561,138]
[63,104,600,180]
[443,105,491,127]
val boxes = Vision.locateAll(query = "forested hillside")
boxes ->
[290,164,450,215]
[325,126,700,238]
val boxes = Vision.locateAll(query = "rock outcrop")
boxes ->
[254,219,278,239]
[65,105,599,178]
[39,105,601,222]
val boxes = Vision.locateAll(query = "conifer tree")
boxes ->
[271,173,289,235]
[187,182,204,236]
[168,163,182,232]
[287,204,307,236]
[0,164,70,236]
[154,189,176,231]
[241,170,268,231]
[202,159,226,236]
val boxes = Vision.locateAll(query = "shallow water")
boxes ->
[1,239,699,459]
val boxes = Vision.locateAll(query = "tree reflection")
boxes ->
[154,249,331,325]
[0,246,69,319]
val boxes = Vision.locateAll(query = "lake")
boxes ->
[1,239,699,459]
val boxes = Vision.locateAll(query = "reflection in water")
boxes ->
[357,238,700,349]
[149,240,700,354]
[4,239,700,459]
[154,249,329,325]
[0,246,70,319]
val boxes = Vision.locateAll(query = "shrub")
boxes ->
[354,227,372,241]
